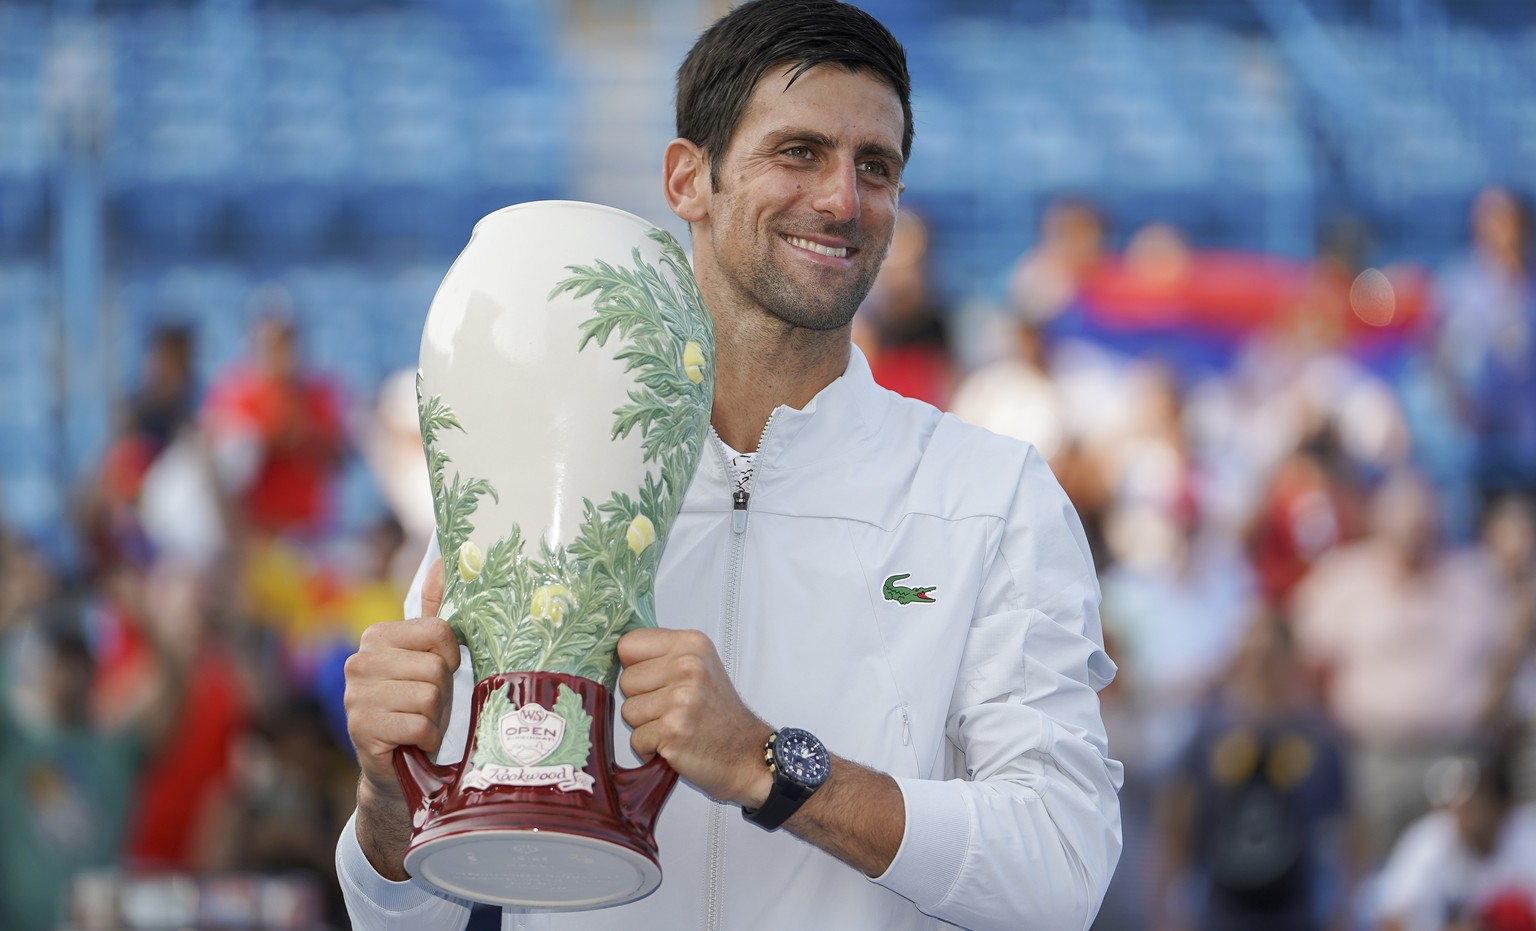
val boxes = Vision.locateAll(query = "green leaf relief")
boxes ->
[470,684,516,768]
[542,684,593,770]
[420,227,713,688]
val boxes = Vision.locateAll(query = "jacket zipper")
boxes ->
[705,413,775,931]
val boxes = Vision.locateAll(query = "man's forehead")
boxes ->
[738,63,904,146]
[755,59,895,102]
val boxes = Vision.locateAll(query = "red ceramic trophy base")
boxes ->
[395,672,677,910]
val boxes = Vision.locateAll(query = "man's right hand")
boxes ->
[343,557,460,878]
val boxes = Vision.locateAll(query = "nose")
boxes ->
[811,158,860,222]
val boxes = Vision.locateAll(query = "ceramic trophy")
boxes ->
[398,201,714,910]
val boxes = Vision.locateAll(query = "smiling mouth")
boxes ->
[783,235,851,259]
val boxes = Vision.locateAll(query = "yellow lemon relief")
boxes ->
[682,341,707,384]
[626,515,656,555]
[529,584,572,626]
[457,541,483,582]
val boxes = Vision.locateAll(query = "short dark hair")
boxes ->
[675,0,913,191]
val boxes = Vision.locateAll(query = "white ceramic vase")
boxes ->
[401,200,714,909]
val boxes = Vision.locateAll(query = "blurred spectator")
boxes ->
[134,424,230,570]
[1122,223,1196,305]
[1431,187,1536,502]
[0,566,197,931]
[950,317,1066,461]
[1227,306,1410,494]
[79,437,157,574]
[1293,470,1519,863]
[1099,366,1254,761]
[313,514,410,750]
[1,532,57,632]
[854,208,953,408]
[93,564,250,871]
[1007,196,1107,325]
[125,323,197,455]
[1100,499,1256,776]
[201,310,347,539]
[1245,425,1365,609]
[337,514,410,642]
[81,324,229,573]
[1154,613,1350,931]
[1101,365,1201,553]
[1476,496,1536,801]
[1374,738,1536,931]
[230,697,358,928]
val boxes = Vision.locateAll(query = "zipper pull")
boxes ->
[732,490,750,534]
[900,705,912,747]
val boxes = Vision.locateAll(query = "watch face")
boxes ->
[774,728,831,789]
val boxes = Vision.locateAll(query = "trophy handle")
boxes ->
[394,744,457,816]
[613,754,678,838]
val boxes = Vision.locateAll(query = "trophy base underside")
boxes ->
[404,828,662,910]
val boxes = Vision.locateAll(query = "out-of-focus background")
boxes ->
[0,0,1533,929]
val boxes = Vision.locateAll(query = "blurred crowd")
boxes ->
[857,184,1536,931]
[0,183,1532,931]
[0,300,428,930]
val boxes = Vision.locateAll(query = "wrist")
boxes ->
[735,723,776,809]
[358,768,406,806]
[742,727,831,832]
[355,775,412,882]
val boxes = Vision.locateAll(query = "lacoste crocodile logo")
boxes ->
[883,573,937,605]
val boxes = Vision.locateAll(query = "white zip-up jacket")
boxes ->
[338,347,1123,930]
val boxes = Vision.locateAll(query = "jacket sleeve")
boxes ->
[873,446,1124,931]
[336,536,479,931]
[336,811,474,931]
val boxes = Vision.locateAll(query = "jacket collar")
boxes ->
[753,342,890,473]
[686,343,893,510]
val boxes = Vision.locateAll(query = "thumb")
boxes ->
[421,557,446,619]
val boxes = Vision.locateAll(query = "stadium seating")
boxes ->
[0,0,1532,544]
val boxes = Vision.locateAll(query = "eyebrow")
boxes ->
[762,128,905,170]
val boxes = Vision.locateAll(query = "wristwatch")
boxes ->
[742,727,831,831]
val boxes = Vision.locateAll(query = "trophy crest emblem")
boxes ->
[501,702,565,767]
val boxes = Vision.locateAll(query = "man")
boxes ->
[337,2,1122,928]
[201,313,347,537]
[1292,470,1517,863]
[1375,740,1536,931]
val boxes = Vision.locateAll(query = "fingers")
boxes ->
[421,556,446,619]
[628,720,661,763]
[622,689,700,765]
[358,616,461,675]
[617,627,714,681]
[617,686,668,732]
[345,617,461,796]
[619,644,714,699]
[345,645,457,702]
[617,629,712,688]
[614,628,773,804]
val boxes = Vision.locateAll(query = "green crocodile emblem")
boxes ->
[883,573,937,605]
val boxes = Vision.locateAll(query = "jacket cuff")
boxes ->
[336,810,447,913]
[871,776,970,910]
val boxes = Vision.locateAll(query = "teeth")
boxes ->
[786,236,848,258]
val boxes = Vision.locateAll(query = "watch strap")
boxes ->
[742,730,823,831]
[742,778,813,831]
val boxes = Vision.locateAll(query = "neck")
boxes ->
[1486,242,1527,278]
[706,307,851,453]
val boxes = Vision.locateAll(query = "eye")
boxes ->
[783,145,814,159]
[858,159,893,179]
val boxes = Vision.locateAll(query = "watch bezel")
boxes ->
[771,727,831,790]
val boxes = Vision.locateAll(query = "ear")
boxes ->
[663,138,709,225]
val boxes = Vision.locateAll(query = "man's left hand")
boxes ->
[616,628,773,808]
